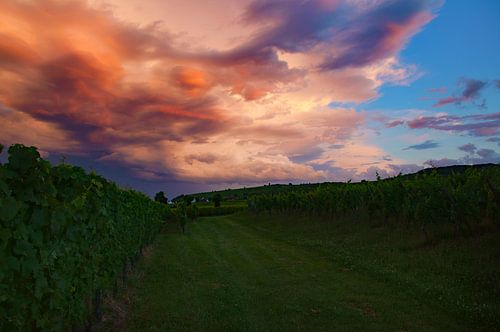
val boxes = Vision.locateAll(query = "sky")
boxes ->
[0,0,499,198]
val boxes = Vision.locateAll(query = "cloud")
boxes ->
[387,163,423,174]
[403,140,439,150]
[289,147,325,164]
[321,0,434,70]
[0,105,80,156]
[425,149,500,167]
[234,0,435,70]
[184,153,219,165]
[354,162,425,181]
[476,148,495,159]
[388,112,500,137]
[0,0,437,186]
[434,78,488,108]
[494,80,500,89]
[423,158,457,168]
[386,119,405,128]
[486,137,500,142]
[458,143,476,153]
[170,66,215,97]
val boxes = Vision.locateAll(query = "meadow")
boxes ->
[99,212,499,331]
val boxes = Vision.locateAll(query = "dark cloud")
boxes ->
[458,143,476,153]
[388,112,500,137]
[220,0,436,72]
[289,147,324,163]
[403,140,439,150]
[476,148,495,159]
[322,0,434,70]
[434,78,488,108]
[486,137,500,142]
[462,79,487,99]
[423,158,458,168]
[240,0,337,54]
[11,51,229,148]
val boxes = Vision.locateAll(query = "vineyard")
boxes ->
[1,143,499,330]
[248,167,500,236]
[0,144,171,330]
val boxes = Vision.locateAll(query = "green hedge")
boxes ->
[0,144,171,330]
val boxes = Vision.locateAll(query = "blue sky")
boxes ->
[363,0,500,166]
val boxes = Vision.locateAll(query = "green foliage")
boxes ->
[186,204,199,220]
[0,144,171,330]
[183,164,498,203]
[172,200,201,234]
[182,195,193,206]
[154,191,168,204]
[213,193,222,208]
[248,167,500,234]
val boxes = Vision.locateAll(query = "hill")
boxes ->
[173,163,499,202]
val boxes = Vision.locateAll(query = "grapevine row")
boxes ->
[0,144,171,330]
[248,167,500,234]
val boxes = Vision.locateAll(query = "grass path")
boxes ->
[102,214,496,331]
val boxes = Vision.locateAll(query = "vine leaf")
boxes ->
[0,196,19,222]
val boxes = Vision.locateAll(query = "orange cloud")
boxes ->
[170,66,214,97]
[0,0,436,185]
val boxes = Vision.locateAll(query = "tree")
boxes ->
[213,193,222,207]
[154,191,168,204]
[182,195,193,206]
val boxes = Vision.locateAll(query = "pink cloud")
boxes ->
[386,119,405,128]
[387,112,500,137]
[0,0,437,185]
[434,78,488,107]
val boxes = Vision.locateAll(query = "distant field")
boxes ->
[99,212,500,331]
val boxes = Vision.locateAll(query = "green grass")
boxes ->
[192,200,248,217]
[100,213,500,331]
[194,200,248,208]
